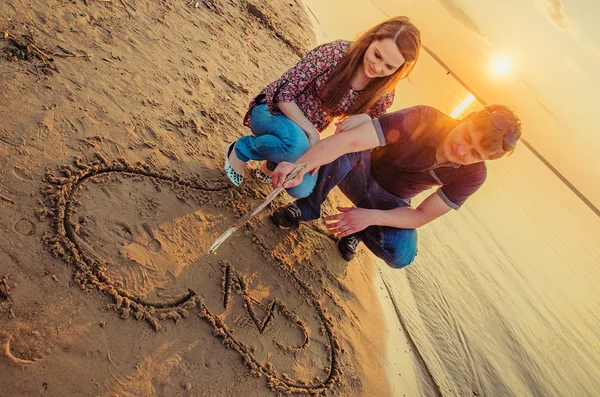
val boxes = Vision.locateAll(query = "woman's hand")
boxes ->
[324,206,373,237]
[271,161,306,189]
[335,114,372,133]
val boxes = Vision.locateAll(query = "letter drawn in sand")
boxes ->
[220,261,309,352]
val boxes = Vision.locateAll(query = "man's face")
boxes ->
[440,121,488,165]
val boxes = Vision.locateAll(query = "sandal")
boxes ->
[224,142,243,186]
[254,168,272,185]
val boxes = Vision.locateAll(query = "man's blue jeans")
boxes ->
[296,150,418,269]
[234,104,318,198]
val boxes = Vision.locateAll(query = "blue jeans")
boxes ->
[296,150,418,269]
[234,104,318,198]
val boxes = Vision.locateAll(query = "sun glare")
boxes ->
[492,57,511,75]
[450,93,475,119]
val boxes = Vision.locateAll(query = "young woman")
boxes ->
[224,16,421,198]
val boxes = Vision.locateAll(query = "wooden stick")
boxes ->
[208,164,307,254]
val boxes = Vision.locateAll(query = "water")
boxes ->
[378,146,600,396]
[301,1,600,394]
[380,41,600,396]
[376,140,600,397]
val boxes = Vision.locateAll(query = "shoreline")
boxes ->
[300,1,432,394]
[379,268,443,397]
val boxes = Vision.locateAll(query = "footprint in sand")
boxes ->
[14,219,36,237]
[136,327,160,344]
[109,222,134,246]
[142,223,162,253]
[232,311,255,329]
[11,167,32,182]
[3,330,44,364]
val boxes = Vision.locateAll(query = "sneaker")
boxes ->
[254,168,272,185]
[337,235,361,261]
[224,142,243,186]
[270,203,303,229]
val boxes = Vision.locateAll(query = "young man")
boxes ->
[269,105,522,269]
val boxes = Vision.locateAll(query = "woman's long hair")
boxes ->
[320,16,421,115]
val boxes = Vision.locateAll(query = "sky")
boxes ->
[302,0,600,209]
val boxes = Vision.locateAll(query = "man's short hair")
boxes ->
[464,105,522,159]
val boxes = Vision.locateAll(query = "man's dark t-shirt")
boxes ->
[370,105,487,209]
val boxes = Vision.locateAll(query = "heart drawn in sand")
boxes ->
[38,154,342,394]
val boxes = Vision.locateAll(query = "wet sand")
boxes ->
[0,0,422,395]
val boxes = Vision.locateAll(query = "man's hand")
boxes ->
[335,114,371,133]
[271,161,306,189]
[324,206,373,237]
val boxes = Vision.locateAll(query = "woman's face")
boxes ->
[362,38,406,78]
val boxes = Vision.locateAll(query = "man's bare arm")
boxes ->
[272,120,381,188]
[325,192,452,237]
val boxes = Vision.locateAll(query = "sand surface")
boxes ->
[0,1,418,395]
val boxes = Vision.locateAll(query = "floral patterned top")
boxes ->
[243,40,395,132]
